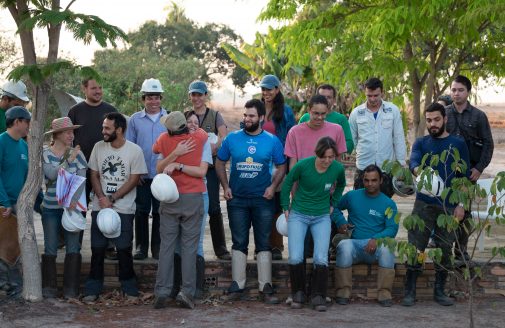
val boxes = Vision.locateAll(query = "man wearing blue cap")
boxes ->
[0,80,30,134]
[187,80,231,260]
[0,106,31,296]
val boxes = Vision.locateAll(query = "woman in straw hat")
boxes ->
[41,117,87,299]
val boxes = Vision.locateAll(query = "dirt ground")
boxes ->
[1,296,504,328]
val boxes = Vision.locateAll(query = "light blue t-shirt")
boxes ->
[217,129,286,198]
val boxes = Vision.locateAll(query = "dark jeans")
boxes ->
[134,179,160,255]
[354,169,394,198]
[407,199,455,272]
[227,196,273,254]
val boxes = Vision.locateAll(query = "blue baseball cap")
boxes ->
[259,75,280,89]
[5,106,31,121]
[188,80,208,94]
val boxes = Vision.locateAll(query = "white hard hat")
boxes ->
[276,213,288,237]
[97,208,121,238]
[416,172,445,197]
[140,78,164,94]
[151,173,179,203]
[1,80,30,102]
[61,208,86,232]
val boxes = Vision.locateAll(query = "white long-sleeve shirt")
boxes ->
[349,100,406,170]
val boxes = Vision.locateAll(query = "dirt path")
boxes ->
[1,297,504,328]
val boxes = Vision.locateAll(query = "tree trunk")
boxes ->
[412,84,422,137]
[17,82,51,301]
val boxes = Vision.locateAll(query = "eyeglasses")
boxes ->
[310,111,327,117]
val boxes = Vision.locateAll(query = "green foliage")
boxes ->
[259,0,505,135]
[7,60,99,85]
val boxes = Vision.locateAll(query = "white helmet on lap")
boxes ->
[416,172,445,197]
[276,213,288,237]
[140,78,163,94]
[97,208,121,238]
[151,173,179,203]
[62,208,86,232]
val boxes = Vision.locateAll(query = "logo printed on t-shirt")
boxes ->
[324,183,332,191]
[248,145,256,154]
[101,155,126,182]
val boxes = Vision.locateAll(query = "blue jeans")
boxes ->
[134,179,160,254]
[175,192,208,257]
[335,239,395,269]
[90,211,134,249]
[227,196,273,254]
[287,210,330,266]
[41,207,81,256]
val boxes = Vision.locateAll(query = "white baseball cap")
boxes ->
[1,80,30,102]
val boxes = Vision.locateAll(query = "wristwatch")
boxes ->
[107,195,116,204]
[179,163,184,171]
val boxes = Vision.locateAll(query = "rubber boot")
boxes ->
[83,247,106,301]
[41,254,57,298]
[133,212,149,260]
[311,265,328,311]
[401,269,419,306]
[63,253,82,299]
[169,253,182,299]
[194,255,205,299]
[434,271,454,306]
[334,267,352,305]
[377,267,395,307]
[117,247,139,297]
[209,213,231,260]
[257,251,279,304]
[225,250,247,300]
[289,263,305,309]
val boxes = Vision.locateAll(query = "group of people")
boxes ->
[0,73,494,310]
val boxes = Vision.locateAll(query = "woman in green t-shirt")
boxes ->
[280,136,346,311]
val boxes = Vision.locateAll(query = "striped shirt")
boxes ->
[42,146,87,209]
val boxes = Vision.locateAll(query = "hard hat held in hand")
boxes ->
[151,173,179,203]
[276,213,288,237]
[416,172,445,197]
[392,176,415,197]
[62,208,86,232]
[97,208,121,238]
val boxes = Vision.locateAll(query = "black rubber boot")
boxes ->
[402,269,419,306]
[194,255,205,299]
[311,265,328,312]
[117,247,139,297]
[134,212,149,260]
[289,263,305,309]
[63,253,82,299]
[169,253,182,299]
[209,213,231,260]
[41,254,57,298]
[434,271,454,306]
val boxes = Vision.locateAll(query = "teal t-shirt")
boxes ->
[0,132,28,207]
[298,111,354,154]
[0,107,6,134]
[332,189,399,239]
[281,156,346,216]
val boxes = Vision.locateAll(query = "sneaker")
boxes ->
[82,294,98,303]
[272,248,283,261]
[378,299,393,307]
[216,252,231,260]
[176,292,195,309]
[153,295,169,309]
[133,251,147,260]
[105,248,117,260]
[335,297,349,305]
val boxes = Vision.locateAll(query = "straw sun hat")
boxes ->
[45,117,81,135]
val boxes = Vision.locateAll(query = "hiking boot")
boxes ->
[176,291,195,309]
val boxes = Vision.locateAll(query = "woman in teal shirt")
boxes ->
[280,136,346,311]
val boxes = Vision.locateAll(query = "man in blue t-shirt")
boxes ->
[216,99,286,304]
[402,102,470,308]
[332,164,399,307]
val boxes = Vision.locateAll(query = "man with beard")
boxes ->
[216,99,286,303]
[446,75,494,261]
[349,77,406,197]
[402,103,470,307]
[83,112,147,302]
